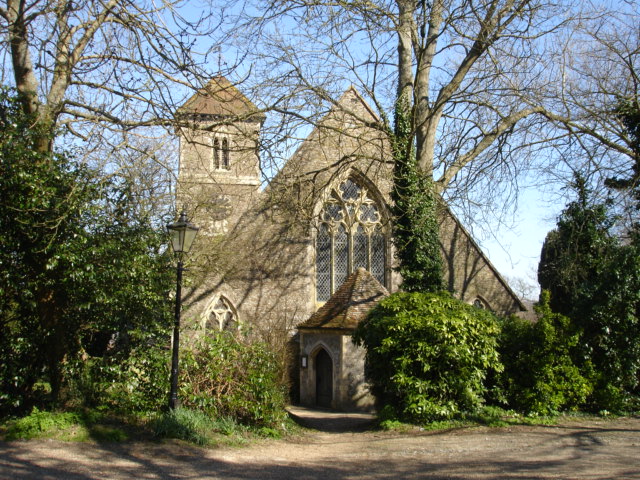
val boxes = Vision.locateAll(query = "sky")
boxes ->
[176,0,602,302]
[477,188,564,301]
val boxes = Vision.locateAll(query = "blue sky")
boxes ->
[478,188,564,300]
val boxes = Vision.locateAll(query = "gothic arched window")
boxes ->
[205,296,238,332]
[473,297,492,312]
[315,178,387,302]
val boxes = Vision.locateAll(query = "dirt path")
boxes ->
[1,409,639,479]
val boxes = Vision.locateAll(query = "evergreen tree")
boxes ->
[538,175,616,317]
[0,88,172,413]
[537,175,640,410]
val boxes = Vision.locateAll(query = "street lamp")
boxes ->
[166,210,199,410]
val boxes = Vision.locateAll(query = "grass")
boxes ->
[151,407,248,446]
[376,406,595,432]
[0,408,147,442]
[0,406,297,446]
[3,404,616,445]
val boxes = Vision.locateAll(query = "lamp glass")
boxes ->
[167,212,199,254]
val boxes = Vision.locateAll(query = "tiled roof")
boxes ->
[298,268,389,331]
[178,77,265,119]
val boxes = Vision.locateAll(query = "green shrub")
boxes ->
[179,333,288,429]
[5,408,81,440]
[497,291,593,415]
[64,344,170,413]
[353,291,502,423]
[152,407,224,445]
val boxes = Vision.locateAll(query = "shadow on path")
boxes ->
[287,406,377,432]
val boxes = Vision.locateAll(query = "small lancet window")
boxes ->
[222,138,230,170]
[315,177,387,302]
[212,137,230,171]
[213,138,221,170]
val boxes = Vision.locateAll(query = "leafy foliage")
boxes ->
[391,95,443,292]
[497,292,593,415]
[537,178,640,411]
[0,88,173,414]
[64,345,170,413]
[179,333,288,429]
[353,291,501,422]
[582,240,640,411]
[538,175,617,318]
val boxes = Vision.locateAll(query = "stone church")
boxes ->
[176,77,526,411]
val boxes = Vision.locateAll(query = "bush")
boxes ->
[179,333,288,429]
[4,408,82,440]
[353,291,502,423]
[64,345,170,413]
[497,291,593,415]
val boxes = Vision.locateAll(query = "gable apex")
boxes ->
[335,86,381,124]
[177,76,265,120]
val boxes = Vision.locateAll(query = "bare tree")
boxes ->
[0,0,240,159]
[529,4,639,226]
[233,0,575,221]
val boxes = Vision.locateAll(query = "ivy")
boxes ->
[391,94,443,292]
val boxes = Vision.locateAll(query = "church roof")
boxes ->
[298,268,389,331]
[177,77,265,119]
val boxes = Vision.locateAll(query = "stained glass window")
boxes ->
[315,178,387,302]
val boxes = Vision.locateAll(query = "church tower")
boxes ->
[176,77,265,234]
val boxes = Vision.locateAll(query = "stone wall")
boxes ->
[176,83,525,385]
[299,330,376,412]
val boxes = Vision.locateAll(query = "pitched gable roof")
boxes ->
[440,205,527,312]
[298,268,389,331]
[267,86,390,196]
[178,77,265,119]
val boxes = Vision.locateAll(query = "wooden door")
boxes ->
[315,349,333,408]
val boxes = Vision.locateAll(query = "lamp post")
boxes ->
[166,210,199,410]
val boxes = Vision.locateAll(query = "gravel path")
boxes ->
[1,409,639,479]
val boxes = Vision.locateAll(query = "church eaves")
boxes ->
[298,268,389,331]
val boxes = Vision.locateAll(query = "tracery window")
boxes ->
[205,296,238,332]
[316,178,387,302]
[473,297,491,311]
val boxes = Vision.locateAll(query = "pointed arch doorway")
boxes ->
[315,349,333,408]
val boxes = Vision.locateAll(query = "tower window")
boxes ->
[222,138,230,169]
[213,136,230,170]
[315,177,387,302]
